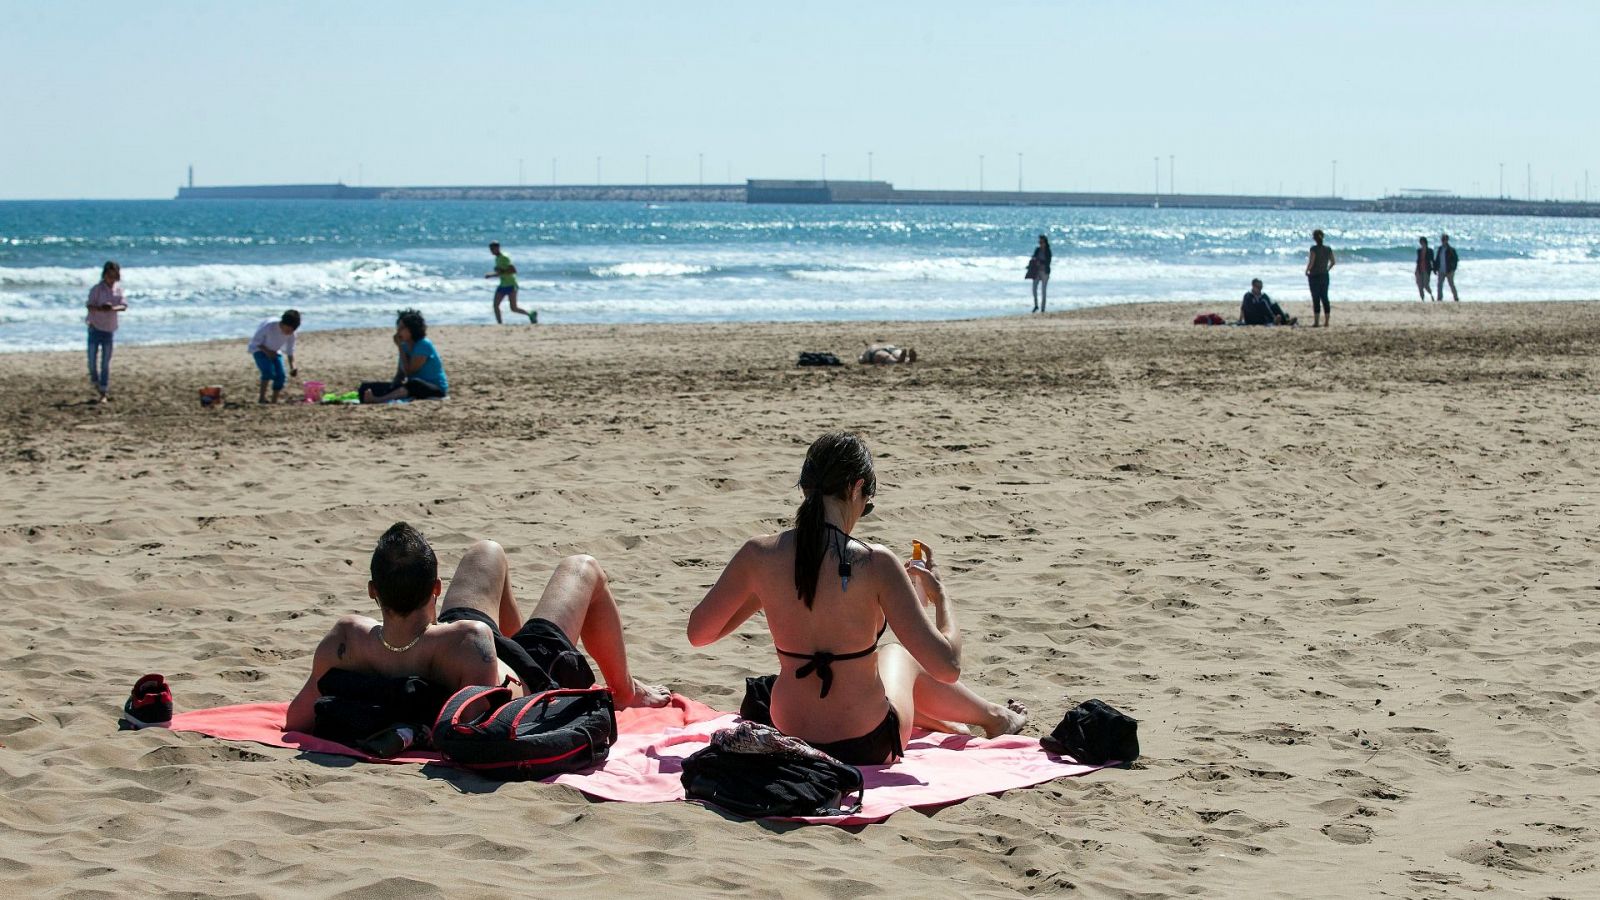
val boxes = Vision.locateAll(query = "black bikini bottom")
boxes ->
[810,707,903,766]
[740,673,904,765]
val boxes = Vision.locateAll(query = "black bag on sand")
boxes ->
[738,674,777,726]
[311,668,450,754]
[1042,698,1140,767]
[797,351,843,367]
[431,684,616,780]
[681,743,865,818]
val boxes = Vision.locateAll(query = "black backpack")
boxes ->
[797,351,843,367]
[431,684,616,780]
[311,667,450,754]
[1042,698,1139,767]
[681,743,864,818]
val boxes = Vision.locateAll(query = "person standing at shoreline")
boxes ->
[85,261,126,403]
[248,309,301,404]
[486,242,534,324]
[1436,233,1460,302]
[1415,237,1436,301]
[1305,229,1336,327]
[1026,235,1052,313]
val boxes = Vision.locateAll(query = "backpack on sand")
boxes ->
[311,667,450,753]
[1042,698,1140,767]
[797,351,844,367]
[431,684,616,780]
[681,723,865,818]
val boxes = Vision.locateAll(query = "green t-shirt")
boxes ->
[494,253,517,287]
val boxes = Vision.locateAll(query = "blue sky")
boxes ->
[3,1,1595,199]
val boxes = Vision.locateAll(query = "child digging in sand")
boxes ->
[248,309,301,404]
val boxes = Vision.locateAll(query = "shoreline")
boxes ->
[5,298,1597,357]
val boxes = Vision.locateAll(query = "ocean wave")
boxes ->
[0,258,455,297]
[789,256,1020,284]
[589,261,713,279]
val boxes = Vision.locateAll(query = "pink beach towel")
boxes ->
[168,696,1108,825]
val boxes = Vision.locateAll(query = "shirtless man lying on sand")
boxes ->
[286,522,669,733]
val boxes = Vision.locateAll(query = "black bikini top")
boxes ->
[776,523,885,698]
[777,621,888,699]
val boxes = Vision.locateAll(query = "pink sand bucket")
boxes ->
[303,381,325,404]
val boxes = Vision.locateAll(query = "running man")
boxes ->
[486,242,535,324]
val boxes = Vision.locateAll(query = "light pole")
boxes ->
[1499,162,1504,199]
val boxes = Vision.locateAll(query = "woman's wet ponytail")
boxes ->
[794,432,876,608]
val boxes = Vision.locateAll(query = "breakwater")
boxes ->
[174,179,1600,219]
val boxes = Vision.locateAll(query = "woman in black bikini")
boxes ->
[688,432,1027,765]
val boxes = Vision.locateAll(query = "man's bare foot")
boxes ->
[613,677,671,708]
[982,699,1029,738]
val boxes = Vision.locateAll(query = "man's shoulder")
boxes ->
[433,617,493,643]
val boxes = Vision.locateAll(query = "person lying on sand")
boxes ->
[859,343,917,364]
[687,432,1026,765]
[286,522,669,732]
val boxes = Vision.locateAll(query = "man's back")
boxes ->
[285,614,498,732]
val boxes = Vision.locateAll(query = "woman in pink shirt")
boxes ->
[86,261,126,403]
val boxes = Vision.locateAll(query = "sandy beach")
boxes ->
[1,301,1597,898]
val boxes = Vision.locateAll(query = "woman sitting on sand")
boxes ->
[859,343,916,364]
[360,308,449,403]
[688,432,1026,765]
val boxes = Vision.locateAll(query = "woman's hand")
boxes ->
[904,542,945,607]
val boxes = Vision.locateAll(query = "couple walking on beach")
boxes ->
[1414,234,1461,302]
[287,432,1027,765]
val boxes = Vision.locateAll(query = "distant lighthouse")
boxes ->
[187,165,194,189]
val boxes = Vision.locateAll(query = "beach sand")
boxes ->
[1,301,1597,898]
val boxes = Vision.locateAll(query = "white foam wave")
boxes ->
[590,261,712,278]
[0,258,455,297]
[790,256,1020,284]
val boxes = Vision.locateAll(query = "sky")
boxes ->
[2,0,1596,200]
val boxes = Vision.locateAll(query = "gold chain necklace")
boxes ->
[378,623,429,653]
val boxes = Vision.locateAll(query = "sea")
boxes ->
[3,200,1599,351]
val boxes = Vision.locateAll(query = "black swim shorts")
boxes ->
[438,606,596,693]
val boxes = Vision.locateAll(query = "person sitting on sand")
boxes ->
[286,522,670,733]
[360,308,448,403]
[687,432,1027,765]
[1239,279,1295,326]
[859,343,917,365]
